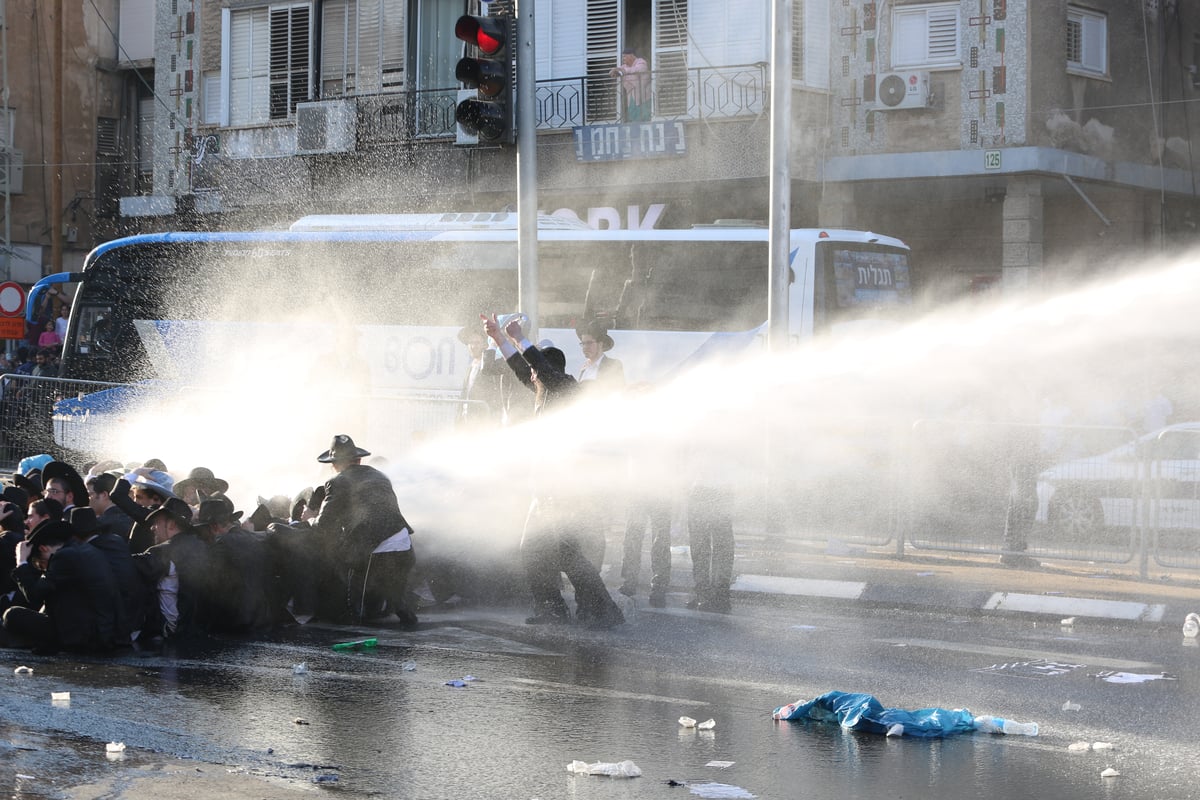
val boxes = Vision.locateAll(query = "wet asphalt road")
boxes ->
[1,595,1197,800]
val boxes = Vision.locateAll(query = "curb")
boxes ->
[730,573,1172,624]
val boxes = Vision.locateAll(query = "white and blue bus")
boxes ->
[29,212,913,396]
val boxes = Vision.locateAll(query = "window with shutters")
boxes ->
[321,0,406,97]
[226,3,312,125]
[891,2,960,70]
[1066,6,1106,77]
[792,0,830,89]
[653,0,688,117]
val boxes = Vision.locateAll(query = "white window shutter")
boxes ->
[202,71,222,123]
[893,10,927,66]
[804,0,829,89]
[1081,13,1106,73]
[379,0,405,89]
[322,0,352,94]
[926,7,958,63]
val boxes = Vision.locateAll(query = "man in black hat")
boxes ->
[484,314,625,629]
[0,486,29,613]
[200,497,278,633]
[85,472,134,540]
[174,467,230,507]
[302,434,417,626]
[42,461,89,514]
[1,518,122,653]
[69,506,144,644]
[456,323,505,427]
[575,320,625,393]
[133,497,214,642]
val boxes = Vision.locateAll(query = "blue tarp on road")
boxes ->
[772,691,979,738]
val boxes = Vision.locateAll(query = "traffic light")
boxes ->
[454,13,515,144]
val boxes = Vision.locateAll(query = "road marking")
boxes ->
[984,592,1166,623]
[732,575,866,599]
[879,638,1162,670]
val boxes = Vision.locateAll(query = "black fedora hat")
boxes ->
[25,518,72,554]
[174,466,230,498]
[575,320,615,351]
[196,496,243,526]
[2,485,29,512]
[67,506,101,537]
[41,461,89,507]
[13,470,42,496]
[146,496,194,529]
[317,434,371,464]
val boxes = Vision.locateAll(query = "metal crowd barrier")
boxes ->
[0,374,490,474]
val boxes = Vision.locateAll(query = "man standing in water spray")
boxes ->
[482,313,625,629]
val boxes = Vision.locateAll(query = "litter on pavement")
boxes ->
[686,782,757,798]
[705,761,735,769]
[13,666,32,675]
[331,638,377,651]
[1061,701,1081,711]
[565,760,642,778]
[1101,767,1121,778]
[773,691,1039,738]
[1090,671,1176,683]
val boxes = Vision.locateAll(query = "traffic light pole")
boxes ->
[515,1,538,337]
[767,0,791,352]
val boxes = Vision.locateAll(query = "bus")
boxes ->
[28,212,913,397]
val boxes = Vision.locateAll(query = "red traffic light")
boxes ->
[455,15,506,56]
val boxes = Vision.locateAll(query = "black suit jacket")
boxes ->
[314,464,412,566]
[10,540,121,650]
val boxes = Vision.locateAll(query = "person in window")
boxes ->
[37,320,61,349]
[610,47,651,122]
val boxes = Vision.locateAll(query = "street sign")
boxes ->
[0,317,25,339]
[0,280,26,317]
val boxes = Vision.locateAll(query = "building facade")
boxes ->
[6,0,1200,301]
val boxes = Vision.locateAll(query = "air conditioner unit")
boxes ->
[873,71,930,110]
[295,100,357,155]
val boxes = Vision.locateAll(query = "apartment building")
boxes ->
[10,0,1200,299]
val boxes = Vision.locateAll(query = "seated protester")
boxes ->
[86,472,133,539]
[41,461,89,515]
[0,486,30,612]
[25,497,64,533]
[174,467,230,508]
[68,506,145,645]
[109,469,176,554]
[199,498,277,633]
[132,497,213,643]
[1,519,122,654]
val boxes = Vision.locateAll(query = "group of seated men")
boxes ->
[0,434,417,655]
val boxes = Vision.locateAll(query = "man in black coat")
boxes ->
[2,519,122,653]
[68,505,145,644]
[484,314,625,629]
[85,472,134,540]
[302,435,416,626]
[132,497,213,642]
[199,498,278,633]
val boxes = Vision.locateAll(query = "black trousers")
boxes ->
[621,498,672,593]
[523,497,620,620]
[687,486,735,602]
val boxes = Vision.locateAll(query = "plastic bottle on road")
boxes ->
[974,715,1039,736]
[1183,613,1200,638]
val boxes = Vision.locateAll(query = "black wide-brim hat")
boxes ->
[26,518,72,552]
[146,496,194,529]
[41,461,89,507]
[317,434,371,463]
[1,485,29,513]
[174,466,230,498]
[13,470,43,496]
[195,497,243,526]
[68,506,101,537]
[575,320,615,351]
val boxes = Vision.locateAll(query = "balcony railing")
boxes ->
[354,62,769,146]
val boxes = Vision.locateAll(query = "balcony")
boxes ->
[355,62,770,145]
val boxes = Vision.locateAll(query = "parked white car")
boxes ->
[1036,423,1200,538]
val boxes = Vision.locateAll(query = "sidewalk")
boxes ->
[629,534,1200,627]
